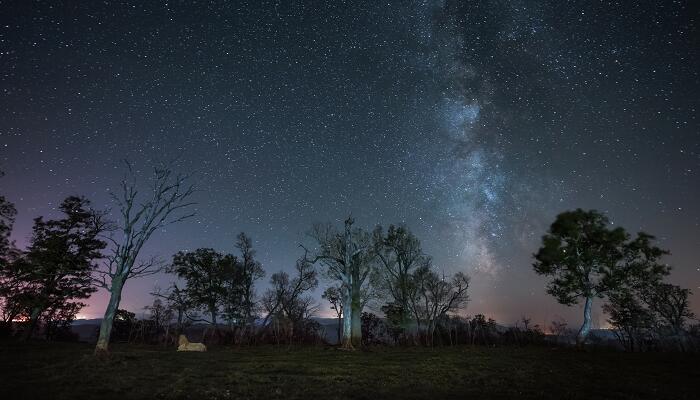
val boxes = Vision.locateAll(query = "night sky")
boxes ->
[1,1,698,327]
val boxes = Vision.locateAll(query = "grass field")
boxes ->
[1,341,697,399]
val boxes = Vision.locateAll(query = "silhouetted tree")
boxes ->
[408,265,470,345]
[0,174,20,326]
[305,217,374,349]
[322,285,343,344]
[372,224,426,337]
[169,248,234,329]
[93,163,195,356]
[262,258,318,325]
[16,196,107,339]
[233,232,265,330]
[0,169,16,267]
[151,283,191,336]
[533,209,670,346]
[605,279,694,351]
[110,309,136,343]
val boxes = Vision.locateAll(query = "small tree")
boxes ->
[408,265,470,345]
[322,286,343,344]
[261,258,318,343]
[233,232,265,331]
[262,258,318,325]
[533,209,669,346]
[93,164,195,355]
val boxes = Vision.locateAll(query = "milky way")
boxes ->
[1,1,697,325]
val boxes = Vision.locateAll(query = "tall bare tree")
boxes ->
[94,164,195,356]
[305,217,374,349]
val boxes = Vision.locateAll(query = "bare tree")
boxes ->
[261,257,317,343]
[305,217,374,349]
[408,265,470,345]
[93,164,195,356]
[261,257,318,326]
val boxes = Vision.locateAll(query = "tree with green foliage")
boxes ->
[533,209,670,346]
[17,196,107,339]
[372,224,426,337]
[169,248,235,329]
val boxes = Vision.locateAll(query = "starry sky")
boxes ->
[1,1,698,327]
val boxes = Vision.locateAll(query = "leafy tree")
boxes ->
[372,224,426,336]
[0,169,16,267]
[533,209,670,346]
[0,172,19,325]
[110,309,136,343]
[169,248,235,329]
[361,312,384,345]
[380,302,405,344]
[17,196,107,339]
[643,283,694,336]
[93,164,195,356]
[604,290,654,351]
[605,280,694,351]
[305,217,375,349]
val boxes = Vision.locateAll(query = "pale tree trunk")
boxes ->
[341,289,353,349]
[95,276,124,356]
[576,295,593,347]
[350,285,362,346]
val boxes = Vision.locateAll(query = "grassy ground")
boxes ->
[0,341,697,399]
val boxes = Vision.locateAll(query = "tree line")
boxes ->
[1,167,697,352]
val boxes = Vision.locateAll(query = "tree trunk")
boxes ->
[340,290,353,349]
[23,306,42,340]
[576,295,593,347]
[350,288,362,347]
[95,276,124,356]
[336,314,342,345]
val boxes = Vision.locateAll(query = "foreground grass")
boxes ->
[0,341,697,399]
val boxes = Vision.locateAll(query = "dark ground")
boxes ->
[0,341,697,399]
